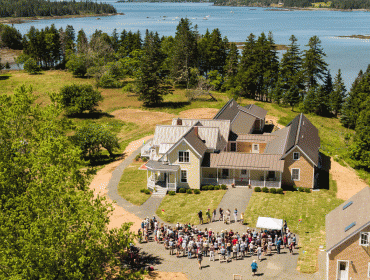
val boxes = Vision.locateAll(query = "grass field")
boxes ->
[117,160,151,206]
[244,187,343,273]
[156,190,226,225]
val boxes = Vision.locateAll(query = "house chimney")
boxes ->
[177,118,182,125]
[194,126,198,138]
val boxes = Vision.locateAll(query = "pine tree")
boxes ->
[137,31,169,106]
[330,69,346,117]
[111,28,119,52]
[197,29,211,77]
[302,85,318,114]
[171,18,198,88]
[222,42,239,92]
[76,29,88,54]
[264,31,279,102]
[302,35,328,89]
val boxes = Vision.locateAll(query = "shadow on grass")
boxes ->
[68,111,114,120]
[0,75,10,80]
[87,152,127,168]
[146,101,191,110]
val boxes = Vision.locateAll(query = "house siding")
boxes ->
[328,224,370,280]
[282,147,314,189]
[168,141,201,189]
[227,142,266,153]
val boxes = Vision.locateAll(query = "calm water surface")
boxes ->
[15,1,370,90]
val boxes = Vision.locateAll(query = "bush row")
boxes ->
[140,188,151,195]
[178,188,201,194]
[254,187,284,194]
[201,184,227,191]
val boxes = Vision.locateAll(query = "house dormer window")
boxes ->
[179,151,189,163]
[360,232,369,246]
[293,152,300,160]
[252,144,259,153]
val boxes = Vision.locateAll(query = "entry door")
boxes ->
[337,261,349,280]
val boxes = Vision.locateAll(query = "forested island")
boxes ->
[0,0,117,20]
[213,0,370,10]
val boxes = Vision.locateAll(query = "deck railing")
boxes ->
[201,178,280,188]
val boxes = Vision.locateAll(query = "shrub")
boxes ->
[144,189,151,195]
[186,189,193,194]
[201,185,208,191]
[214,186,220,190]
[262,187,269,193]
[73,123,120,157]
[298,187,305,192]
[179,188,186,193]
[269,188,277,194]
[66,53,87,77]
[140,189,145,193]
[97,72,122,88]
[135,154,141,161]
[276,188,284,194]
[194,189,200,194]
[168,191,176,196]
[142,157,148,162]
[254,187,261,192]
[24,58,41,74]
[220,184,227,190]
[304,188,311,193]
[59,84,103,115]
[208,185,214,190]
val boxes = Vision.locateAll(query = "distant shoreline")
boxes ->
[0,13,124,25]
[337,35,370,39]
[233,42,289,51]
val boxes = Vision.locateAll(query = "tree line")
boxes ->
[213,0,370,9]
[0,0,116,18]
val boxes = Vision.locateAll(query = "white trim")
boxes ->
[360,232,369,246]
[180,170,187,183]
[336,260,349,280]
[160,137,202,161]
[252,144,260,153]
[178,150,190,163]
[291,168,300,181]
[327,221,370,253]
[326,252,330,280]
[368,262,370,278]
[283,145,317,167]
[293,152,300,160]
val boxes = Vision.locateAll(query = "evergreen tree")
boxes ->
[137,31,169,106]
[76,29,88,54]
[209,28,227,75]
[222,42,239,92]
[330,69,346,117]
[171,18,198,88]
[302,85,318,114]
[197,29,211,76]
[315,85,331,116]
[302,35,328,89]
[111,28,119,52]
[264,31,279,101]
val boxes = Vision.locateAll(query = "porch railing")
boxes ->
[218,178,235,185]
[265,181,280,188]
[167,183,177,191]
[202,176,281,188]
[202,178,218,185]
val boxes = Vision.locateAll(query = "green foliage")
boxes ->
[4,61,10,69]
[73,123,120,157]
[186,188,193,194]
[59,84,103,115]
[0,84,139,279]
[298,187,305,192]
[97,61,126,88]
[144,189,151,194]
[179,188,186,193]
[220,184,227,190]
[194,189,201,194]
[269,188,277,194]
[276,188,284,194]
[304,188,311,193]
[214,185,220,190]
[330,69,346,117]
[66,52,87,77]
[262,187,269,193]
[254,187,261,192]
[135,154,141,161]
[0,24,22,49]
[201,185,208,191]
[208,185,215,190]
[140,188,145,193]
[0,0,116,17]
[208,70,223,91]
[23,57,41,74]
[168,191,176,196]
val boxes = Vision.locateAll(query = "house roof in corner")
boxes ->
[239,104,268,120]
[230,111,256,135]
[326,186,370,253]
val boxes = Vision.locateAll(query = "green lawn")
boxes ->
[117,160,151,206]
[244,189,343,273]
[156,190,226,225]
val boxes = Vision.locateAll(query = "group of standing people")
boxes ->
[197,208,244,225]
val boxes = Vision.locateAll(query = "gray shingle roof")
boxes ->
[282,114,320,166]
[264,127,291,155]
[326,186,370,253]
[239,104,268,120]
[184,128,208,156]
[202,152,284,172]
[146,160,180,171]
[213,99,239,121]
[230,111,256,135]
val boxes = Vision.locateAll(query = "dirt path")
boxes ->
[266,114,284,129]
[144,272,188,280]
[330,158,368,200]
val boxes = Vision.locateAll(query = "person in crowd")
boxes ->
[209,244,215,261]
[197,250,203,270]
[276,237,282,254]
[251,260,258,276]
[257,245,262,262]
[219,208,223,221]
[234,208,238,223]
[212,209,216,222]
[198,210,203,224]
[240,212,244,224]
[206,209,211,223]
[292,234,297,249]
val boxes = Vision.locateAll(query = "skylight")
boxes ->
[345,222,356,232]
[343,201,353,210]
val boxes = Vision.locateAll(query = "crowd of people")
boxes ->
[197,208,243,225]
[138,214,297,274]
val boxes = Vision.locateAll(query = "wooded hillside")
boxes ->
[0,0,117,18]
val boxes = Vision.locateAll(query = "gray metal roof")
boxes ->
[282,114,320,166]
[202,152,284,172]
[197,127,219,150]
[146,160,180,171]
[230,111,256,135]
[239,104,268,120]
[264,127,291,155]
[153,125,191,146]
[184,128,208,156]
[235,134,277,143]
[326,186,370,253]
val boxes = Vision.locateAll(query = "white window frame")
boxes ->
[360,232,369,246]
[252,144,259,153]
[293,152,300,160]
[368,262,370,278]
[291,168,300,181]
[336,260,349,280]
[230,142,237,152]
[180,170,187,183]
[178,150,190,163]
